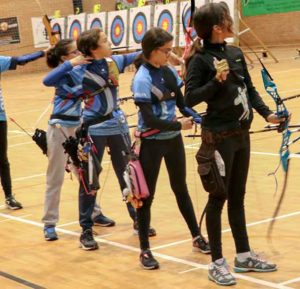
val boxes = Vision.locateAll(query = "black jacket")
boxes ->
[184,40,273,132]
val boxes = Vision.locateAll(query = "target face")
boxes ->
[183,6,196,39]
[90,18,103,29]
[110,16,124,46]
[69,20,82,40]
[157,9,173,33]
[132,12,147,43]
[52,23,61,35]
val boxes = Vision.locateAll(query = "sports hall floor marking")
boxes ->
[0,214,31,223]
[12,173,46,181]
[0,212,293,289]
[151,210,300,251]
[279,277,300,286]
[185,143,300,159]
[9,108,48,115]
[8,141,34,148]
[0,271,45,289]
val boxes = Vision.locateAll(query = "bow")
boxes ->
[182,0,196,61]
[259,62,290,237]
[42,15,60,46]
[257,58,300,238]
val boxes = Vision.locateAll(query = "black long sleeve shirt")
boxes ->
[185,41,273,132]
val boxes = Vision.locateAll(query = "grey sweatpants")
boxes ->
[42,124,101,226]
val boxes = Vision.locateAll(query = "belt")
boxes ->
[83,113,113,128]
[50,114,80,121]
[202,128,247,144]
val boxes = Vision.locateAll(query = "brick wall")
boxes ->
[0,0,116,73]
[240,11,300,46]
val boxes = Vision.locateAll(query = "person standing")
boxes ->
[1,50,45,209]
[185,2,279,285]
[132,27,211,270]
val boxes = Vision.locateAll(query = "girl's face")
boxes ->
[149,40,173,67]
[211,13,234,42]
[91,31,112,59]
[221,13,234,38]
[61,41,81,62]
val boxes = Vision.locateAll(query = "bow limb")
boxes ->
[260,65,293,239]
[182,1,195,60]
[42,15,60,46]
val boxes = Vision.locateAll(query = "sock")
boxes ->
[214,258,225,266]
[237,251,251,262]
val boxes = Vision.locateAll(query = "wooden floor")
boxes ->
[1,46,300,289]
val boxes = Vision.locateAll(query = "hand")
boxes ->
[214,58,229,82]
[179,117,193,130]
[168,52,184,66]
[70,55,93,66]
[266,113,291,124]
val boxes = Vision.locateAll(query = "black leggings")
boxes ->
[0,121,12,198]
[137,134,200,250]
[79,133,135,230]
[205,132,251,261]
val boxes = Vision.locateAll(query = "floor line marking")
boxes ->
[0,214,32,223]
[0,271,46,289]
[0,212,292,289]
[152,210,300,250]
[279,277,300,285]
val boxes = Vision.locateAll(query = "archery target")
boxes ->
[157,10,173,33]
[129,5,152,49]
[179,0,205,47]
[154,3,177,45]
[67,14,86,40]
[108,10,128,49]
[111,16,124,45]
[132,12,147,42]
[87,12,106,32]
[31,17,49,48]
[51,17,66,40]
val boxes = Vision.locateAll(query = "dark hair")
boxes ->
[46,39,74,68]
[193,2,232,40]
[77,28,102,56]
[134,27,173,70]
[184,2,232,78]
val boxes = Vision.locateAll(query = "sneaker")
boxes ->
[79,229,99,250]
[208,259,236,286]
[140,249,159,270]
[133,221,157,237]
[44,226,58,241]
[234,252,277,273]
[5,196,23,210]
[193,236,211,254]
[93,213,116,227]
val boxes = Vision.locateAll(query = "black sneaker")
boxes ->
[140,249,159,270]
[93,213,116,227]
[193,236,211,254]
[5,196,23,210]
[133,221,157,237]
[79,229,99,250]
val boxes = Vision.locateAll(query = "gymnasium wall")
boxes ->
[240,11,300,47]
[0,0,299,74]
[0,0,115,73]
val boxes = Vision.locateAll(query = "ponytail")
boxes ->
[46,39,73,68]
[183,38,203,80]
